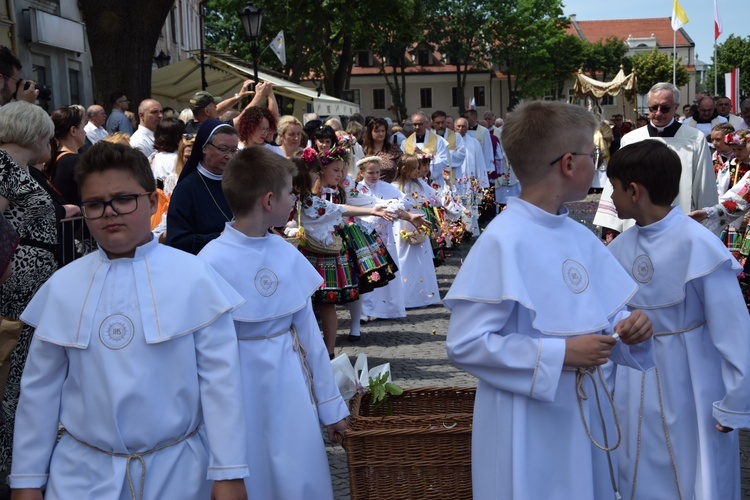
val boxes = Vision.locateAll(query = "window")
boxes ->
[68,69,81,105]
[170,9,177,43]
[417,49,430,66]
[600,94,614,106]
[473,86,486,107]
[350,89,361,105]
[451,87,460,108]
[568,88,581,106]
[356,51,370,67]
[420,88,432,108]
[373,88,385,109]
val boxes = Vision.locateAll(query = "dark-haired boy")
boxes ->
[198,146,348,499]
[606,140,750,500]
[445,100,654,499]
[9,142,249,500]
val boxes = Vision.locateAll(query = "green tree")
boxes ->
[485,0,569,109]
[362,0,425,123]
[79,0,174,107]
[581,36,629,82]
[424,0,491,115]
[205,0,378,98]
[630,49,689,95]
[705,35,750,98]
[536,33,586,100]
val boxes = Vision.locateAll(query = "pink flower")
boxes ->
[370,271,381,282]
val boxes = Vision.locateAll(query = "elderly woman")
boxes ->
[166,119,239,254]
[276,115,303,158]
[0,101,58,473]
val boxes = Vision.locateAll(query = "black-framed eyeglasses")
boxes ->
[206,142,238,156]
[549,150,601,166]
[2,74,20,85]
[648,105,673,114]
[80,193,152,220]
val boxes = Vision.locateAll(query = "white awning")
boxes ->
[151,50,359,118]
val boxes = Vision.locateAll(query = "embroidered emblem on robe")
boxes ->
[99,314,135,350]
[562,259,589,294]
[632,254,654,283]
[254,268,279,297]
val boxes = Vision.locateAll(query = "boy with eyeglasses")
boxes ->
[8,142,249,500]
[445,100,654,499]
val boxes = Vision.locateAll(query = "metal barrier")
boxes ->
[59,216,97,265]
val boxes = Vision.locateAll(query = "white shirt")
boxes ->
[130,126,155,158]
[84,122,108,144]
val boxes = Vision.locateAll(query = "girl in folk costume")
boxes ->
[392,154,442,308]
[716,130,750,197]
[711,123,735,195]
[690,130,750,309]
[354,156,428,320]
[434,168,471,249]
[292,147,393,355]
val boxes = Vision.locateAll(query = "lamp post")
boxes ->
[154,50,171,69]
[239,2,263,83]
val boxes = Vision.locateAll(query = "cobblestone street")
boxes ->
[326,194,750,499]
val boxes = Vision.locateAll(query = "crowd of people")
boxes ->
[0,34,748,498]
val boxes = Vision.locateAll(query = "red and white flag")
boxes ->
[714,0,722,40]
[725,68,740,114]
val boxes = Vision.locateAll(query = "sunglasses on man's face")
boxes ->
[648,105,673,114]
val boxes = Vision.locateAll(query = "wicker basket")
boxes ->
[343,386,475,500]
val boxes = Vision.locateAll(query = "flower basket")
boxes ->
[343,386,475,500]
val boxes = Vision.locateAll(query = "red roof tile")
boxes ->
[567,18,692,47]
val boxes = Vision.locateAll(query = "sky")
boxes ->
[561,0,744,64]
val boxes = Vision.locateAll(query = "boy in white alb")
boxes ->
[445,101,655,499]
[198,146,348,499]
[9,143,249,500]
[606,140,750,500]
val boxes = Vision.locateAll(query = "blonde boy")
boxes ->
[445,101,654,499]
[9,142,248,500]
[198,146,348,499]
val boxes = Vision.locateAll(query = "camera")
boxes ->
[17,79,52,102]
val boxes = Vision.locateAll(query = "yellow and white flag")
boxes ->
[671,0,688,30]
[269,30,286,66]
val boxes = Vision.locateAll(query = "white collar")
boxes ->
[197,164,222,180]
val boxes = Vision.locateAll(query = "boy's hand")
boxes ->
[11,489,43,500]
[564,334,615,368]
[211,479,247,500]
[326,418,347,444]
[614,310,652,345]
[687,209,707,222]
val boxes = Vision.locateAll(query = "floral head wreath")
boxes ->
[417,152,434,162]
[318,141,351,166]
[725,130,750,146]
[337,133,355,148]
[301,147,318,164]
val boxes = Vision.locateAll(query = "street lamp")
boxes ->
[239,2,263,83]
[154,50,171,69]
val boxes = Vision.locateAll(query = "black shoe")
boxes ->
[329,353,336,360]
[347,334,361,342]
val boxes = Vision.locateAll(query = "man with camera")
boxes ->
[0,46,39,106]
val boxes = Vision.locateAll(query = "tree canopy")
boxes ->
[629,49,689,95]
[705,35,750,98]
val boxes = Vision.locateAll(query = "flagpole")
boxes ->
[714,42,718,94]
[672,30,677,87]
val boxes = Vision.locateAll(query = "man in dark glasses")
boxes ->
[594,82,717,241]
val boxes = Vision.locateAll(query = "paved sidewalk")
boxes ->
[326,194,750,499]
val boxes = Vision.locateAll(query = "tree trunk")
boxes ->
[79,0,173,110]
